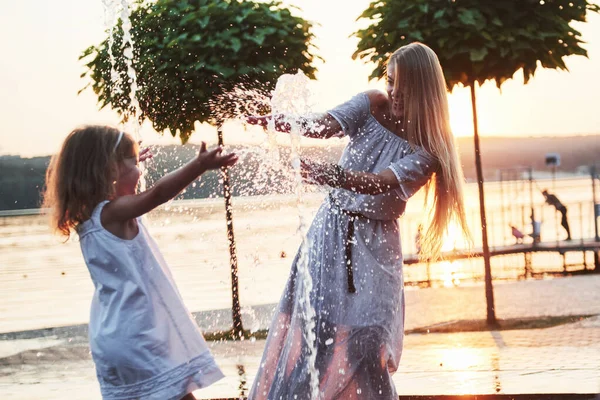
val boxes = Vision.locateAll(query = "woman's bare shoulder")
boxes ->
[364,90,390,119]
[364,90,388,105]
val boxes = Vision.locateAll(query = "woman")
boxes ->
[247,42,470,399]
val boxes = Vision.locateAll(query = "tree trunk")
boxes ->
[217,122,244,338]
[470,82,497,326]
[592,166,599,242]
[593,166,600,272]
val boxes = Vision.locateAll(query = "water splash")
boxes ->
[241,306,261,334]
[269,71,321,399]
[119,0,142,129]
[214,74,322,397]
[210,81,283,169]
[209,81,307,203]
[102,0,145,188]
[102,0,141,126]
[101,0,120,95]
[209,81,272,122]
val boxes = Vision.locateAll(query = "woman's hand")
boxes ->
[301,159,400,195]
[300,159,345,187]
[246,115,291,133]
[197,142,238,171]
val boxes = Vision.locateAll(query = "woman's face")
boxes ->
[386,62,404,116]
[386,63,396,100]
[115,151,141,197]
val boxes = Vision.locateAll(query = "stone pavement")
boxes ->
[1,315,599,399]
[1,276,599,399]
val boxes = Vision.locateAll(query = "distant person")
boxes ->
[542,189,572,240]
[43,126,237,400]
[529,210,542,244]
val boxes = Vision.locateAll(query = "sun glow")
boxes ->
[448,88,475,137]
[440,261,462,288]
[441,222,462,252]
[440,222,466,287]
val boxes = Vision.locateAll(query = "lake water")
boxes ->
[0,176,597,334]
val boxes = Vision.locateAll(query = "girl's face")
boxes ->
[115,152,141,197]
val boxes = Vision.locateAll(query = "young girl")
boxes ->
[246,42,470,399]
[43,126,238,400]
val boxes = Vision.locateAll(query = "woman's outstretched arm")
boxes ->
[301,148,438,197]
[301,159,399,195]
[246,113,343,139]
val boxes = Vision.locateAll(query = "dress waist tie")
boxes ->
[328,194,368,294]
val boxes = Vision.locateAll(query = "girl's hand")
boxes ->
[246,115,291,133]
[139,147,153,163]
[197,142,238,171]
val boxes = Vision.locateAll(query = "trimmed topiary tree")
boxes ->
[353,0,600,325]
[82,0,318,142]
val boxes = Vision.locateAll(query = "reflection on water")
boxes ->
[237,363,248,398]
[492,353,502,394]
[438,347,482,370]
[437,347,487,394]
[434,346,505,395]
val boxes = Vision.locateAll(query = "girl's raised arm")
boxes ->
[102,143,237,223]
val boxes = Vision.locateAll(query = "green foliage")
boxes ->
[81,0,318,143]
[3,136,599,211]
[353,0,600,89]
[0,156,49,210]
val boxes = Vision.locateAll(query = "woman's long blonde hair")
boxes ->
[389,42,471,260]
[42,126,136,237]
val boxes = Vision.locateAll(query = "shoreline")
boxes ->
[2,313,597,342]
[0,173,592,217]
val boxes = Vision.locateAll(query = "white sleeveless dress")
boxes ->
[77,201,223,399]
[249,92,438,399]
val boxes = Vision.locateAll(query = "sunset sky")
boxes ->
[1,0,599,157]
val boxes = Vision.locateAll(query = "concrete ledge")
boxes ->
[204,396,599,400]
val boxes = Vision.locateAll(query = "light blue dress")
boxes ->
[77,201,224,400]
[249,92,438,399]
